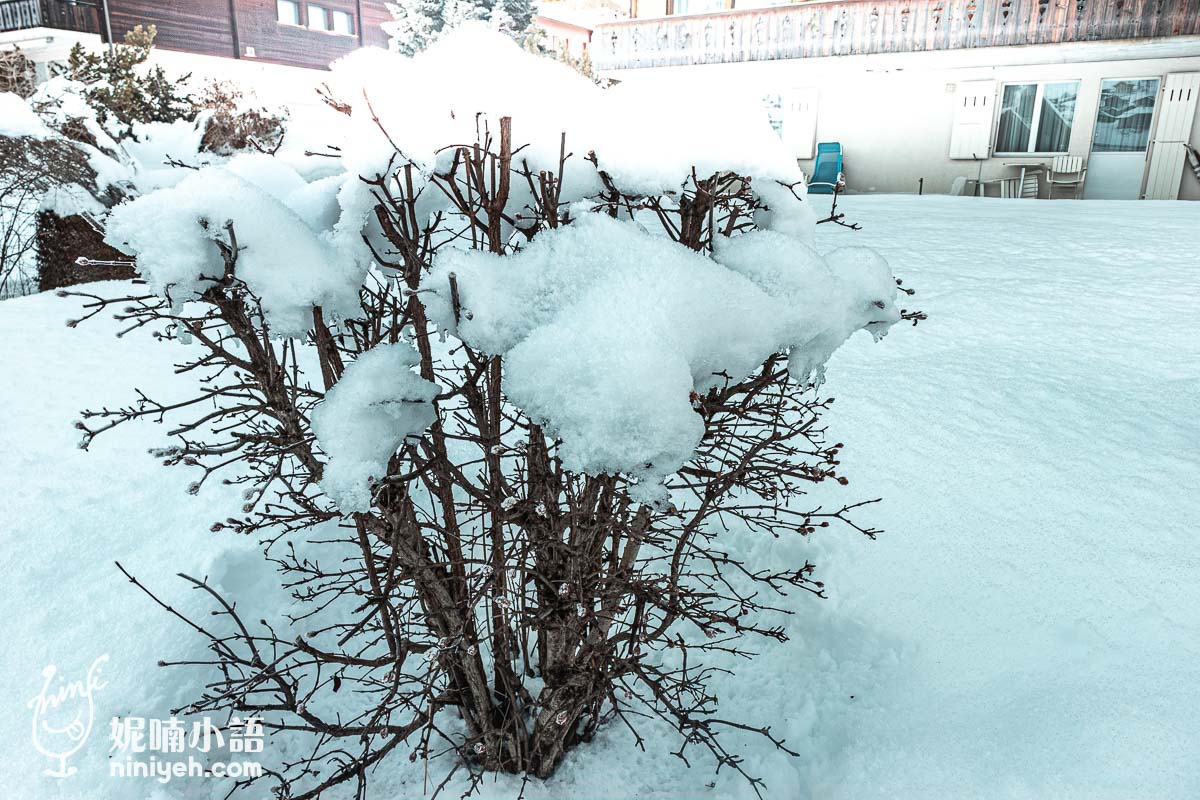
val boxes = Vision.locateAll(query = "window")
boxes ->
[672,0,725,14]
[1092,78,1159,153]
[333,10,354,35]
[761,92,783,137]
[276,0,301,25]
[760,88,819,158]
[307,4,330,31]
[994,81,1079,154]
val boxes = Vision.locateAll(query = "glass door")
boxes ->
[1083,78,1160,199]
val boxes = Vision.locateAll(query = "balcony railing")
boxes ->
[0,0,40,31]
[593,0,1200,71]
[0,0,101,36]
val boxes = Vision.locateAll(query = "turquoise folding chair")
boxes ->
[807,142,844,195]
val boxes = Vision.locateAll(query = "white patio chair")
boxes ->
[979,176,1020,198]
[982,163,1045,199]
[1048,156,1087,199]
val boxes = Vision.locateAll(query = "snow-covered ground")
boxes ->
[804,195,1200,799]
[2,194,1197,799]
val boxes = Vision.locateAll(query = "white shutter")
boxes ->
[948,80,997,160]
[1144,73,1200,200]
[781,88,819,160]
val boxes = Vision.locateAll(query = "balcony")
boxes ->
[592,0,1200,71]
[0,0,101,36]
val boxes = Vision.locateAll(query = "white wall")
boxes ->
[603,36,1200,200]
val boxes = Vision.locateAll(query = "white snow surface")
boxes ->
[310,342,439,512]
[0,91,53,138]
[751,178,818,246]
[4,195,1198,798]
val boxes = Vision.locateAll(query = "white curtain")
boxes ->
[1034,82,1078,153]
[995,84,1036,153]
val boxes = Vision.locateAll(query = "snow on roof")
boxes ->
[535,0,628,30]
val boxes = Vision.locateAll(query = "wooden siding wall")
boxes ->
[101,0,392,69]
[360,1,394,48]
[108,0,235,58]
[595,0,1200,70]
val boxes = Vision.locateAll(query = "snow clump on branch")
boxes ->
[310,343,439,511]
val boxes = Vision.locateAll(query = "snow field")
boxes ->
[4,195,1196,798]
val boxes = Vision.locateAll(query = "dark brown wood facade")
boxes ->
[0,0,393,70]
[594,0,1200,71]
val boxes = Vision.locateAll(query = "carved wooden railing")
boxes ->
[0,0,41,31]
[0,0,100,35]
[593,0,1200,70]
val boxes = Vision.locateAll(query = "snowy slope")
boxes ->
[2,195,1198,799]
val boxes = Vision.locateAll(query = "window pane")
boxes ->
[995,84,1036,153]
[308,5,329,30]
[1034,81,1078,152]
[333,10,354,34]
[761,92,783,138]
[276,0,300,24]
[674,0,726,14]
[1092,78,1159,153]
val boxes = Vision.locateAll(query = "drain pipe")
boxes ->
[99,0,114,54]
[228,0,242,58]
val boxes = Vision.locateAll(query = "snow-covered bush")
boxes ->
[0,43,292,295]
[387,0,538,55]
[0,165,38,297]
[196,79,288,156]
[0,88,129,295]
[64,25,196,138]
[0,45,35,99]
[76,29,921,796]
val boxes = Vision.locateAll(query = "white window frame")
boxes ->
[276,0,302,26]
[332,10,355,35]
[307,4,331,31]
[993,80,1080,156]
